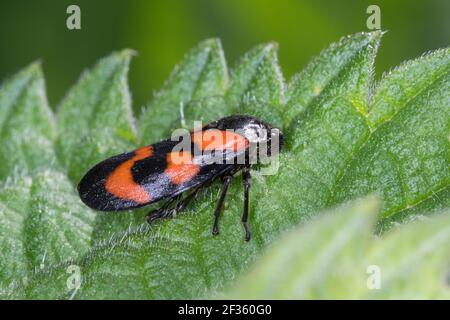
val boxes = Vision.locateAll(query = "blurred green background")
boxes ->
[0,0,448,111]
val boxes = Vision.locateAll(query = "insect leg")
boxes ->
[242,165,251,241]
[146,194,181,225]
[212,175,233,236]
[175,186,202,212]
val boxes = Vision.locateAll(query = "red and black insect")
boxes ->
[78,115,283,241]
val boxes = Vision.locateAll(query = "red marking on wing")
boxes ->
[105,146,153,204]
[165,151,200,185]
[192,129,248,151]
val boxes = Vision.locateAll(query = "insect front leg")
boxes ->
[242,165,251,241]
[175,186,202,212]
[146,194,182,225]
[212,175,233,236]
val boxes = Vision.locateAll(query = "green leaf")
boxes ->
[139,39,228,142]
[0,175,32,293]
[24,170,96,269]
[253,32,379,246]
[284,32,381,127]
[225,197,450,299]
[378,185,450,233]
[0,170,96,298]
[0,62,56,180]
[333,48,450,225]
[55,51,140,241]
[0,33,449,299]
[226,43,285,127]
[56,50,137,184]
[368,48,449,128]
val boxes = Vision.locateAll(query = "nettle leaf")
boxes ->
[55,51,141,241]
[0,175,32,294]
[284,32,381,126]
[0,62,57,180]
[24,170,96,271]
[0,53,136,297]
[0,170,96,297]
[56,50,137,183]
[226,43,285,127]
[139,39,228,142]
[333,48,450,227]
[379,185,450,233]
[226,197,450,299]
[253,32,379,246]
[368,48,449,128]
[0,32,449,299]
